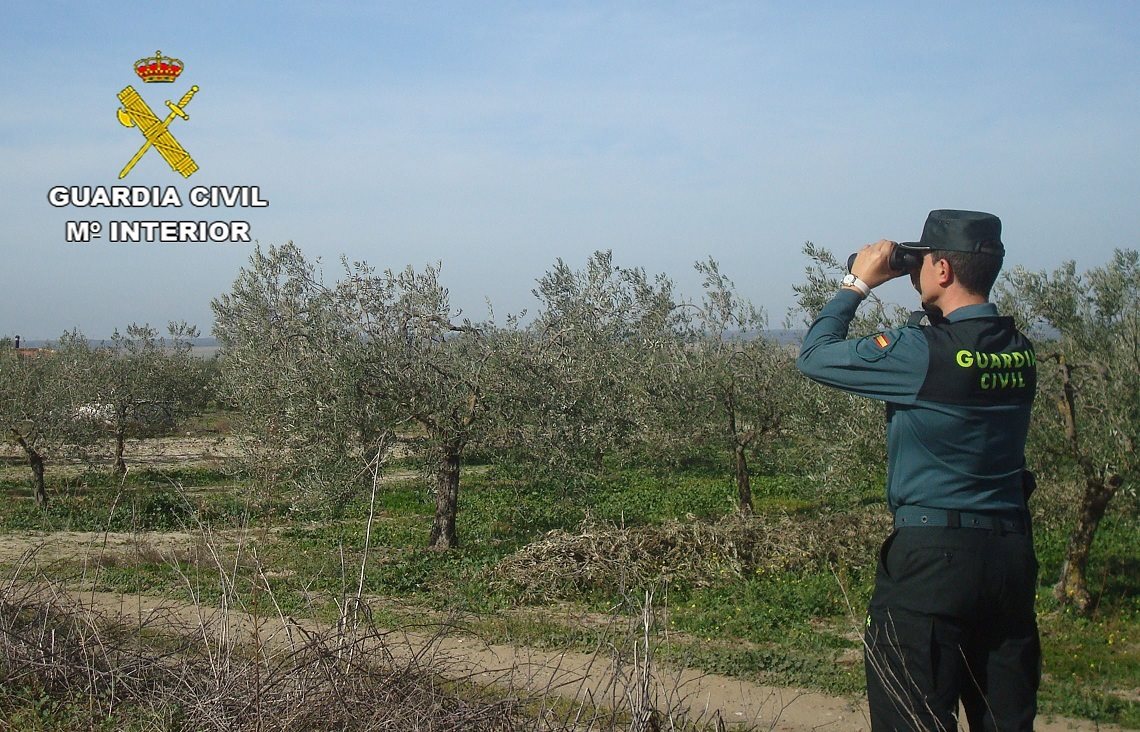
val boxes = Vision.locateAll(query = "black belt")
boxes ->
[894,506,1026,534]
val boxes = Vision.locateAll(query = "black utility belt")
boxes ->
[894,505,1026,534]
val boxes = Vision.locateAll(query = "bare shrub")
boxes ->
[0,578,525,730]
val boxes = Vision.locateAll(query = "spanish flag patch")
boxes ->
[873,334,891,349]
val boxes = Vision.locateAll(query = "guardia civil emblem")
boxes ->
[116,51,199,179]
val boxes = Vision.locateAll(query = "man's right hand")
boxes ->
[849,240,907,290]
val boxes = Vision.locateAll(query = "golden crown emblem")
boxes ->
[134,50,183,83]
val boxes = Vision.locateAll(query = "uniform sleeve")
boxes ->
[795,290,927,404]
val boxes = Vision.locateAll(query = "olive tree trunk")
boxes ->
[429,440,463,550]
[114,426,128,475]
[1051,355,1124,614]
[10,429,48,507]
[725,391,754,514]
[733,442,753,515]
[1054,473,1121,613]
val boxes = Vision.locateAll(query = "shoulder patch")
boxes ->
[854,330,902,362]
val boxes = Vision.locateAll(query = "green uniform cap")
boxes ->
[897,209,1005,257]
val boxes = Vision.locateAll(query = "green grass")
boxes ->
[0,467,253,533]
[1037,610,1140,726]
[1031,512,1140,726]
[660,568,869,693]
[0,679,141,731]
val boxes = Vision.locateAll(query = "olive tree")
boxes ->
[674,258,798,513]
[86,322,212,474]
[212,243,385,498]
[213,243,502,549]
[999,249,1140,614]
[340,260,498,549]
[500,251,681,481]
[1,344,58,505]
[0,331,99,505]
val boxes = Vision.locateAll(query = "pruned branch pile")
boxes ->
[491,510,890,601]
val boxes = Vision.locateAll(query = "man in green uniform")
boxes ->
[796,210,1039,731]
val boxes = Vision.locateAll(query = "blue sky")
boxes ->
[2,2,1137,338]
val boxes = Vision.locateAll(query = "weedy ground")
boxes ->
[0,436,1136,729]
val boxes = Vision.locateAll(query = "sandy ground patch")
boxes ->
[0,528,280,568]
[0,435,241,478]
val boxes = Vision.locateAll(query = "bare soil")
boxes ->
[0,434,240,477]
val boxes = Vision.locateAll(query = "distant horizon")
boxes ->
[7,328,809,348]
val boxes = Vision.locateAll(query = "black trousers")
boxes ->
[864,527,1041,731]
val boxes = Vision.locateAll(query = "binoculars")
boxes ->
[847,245,924,274]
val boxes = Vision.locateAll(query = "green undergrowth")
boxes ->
[0,676,165,732]
[662,568,868,687]
[1033,512,1140,727]
[0,467,255,534]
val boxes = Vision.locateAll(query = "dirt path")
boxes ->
[31,585,861,730]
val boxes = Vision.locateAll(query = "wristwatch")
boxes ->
[841,273,870,297]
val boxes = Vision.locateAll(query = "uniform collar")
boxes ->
[944,302,998,322]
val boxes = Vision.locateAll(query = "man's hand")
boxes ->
[849,240,907,290]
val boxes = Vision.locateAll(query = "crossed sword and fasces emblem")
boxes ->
[116,85,199,179]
